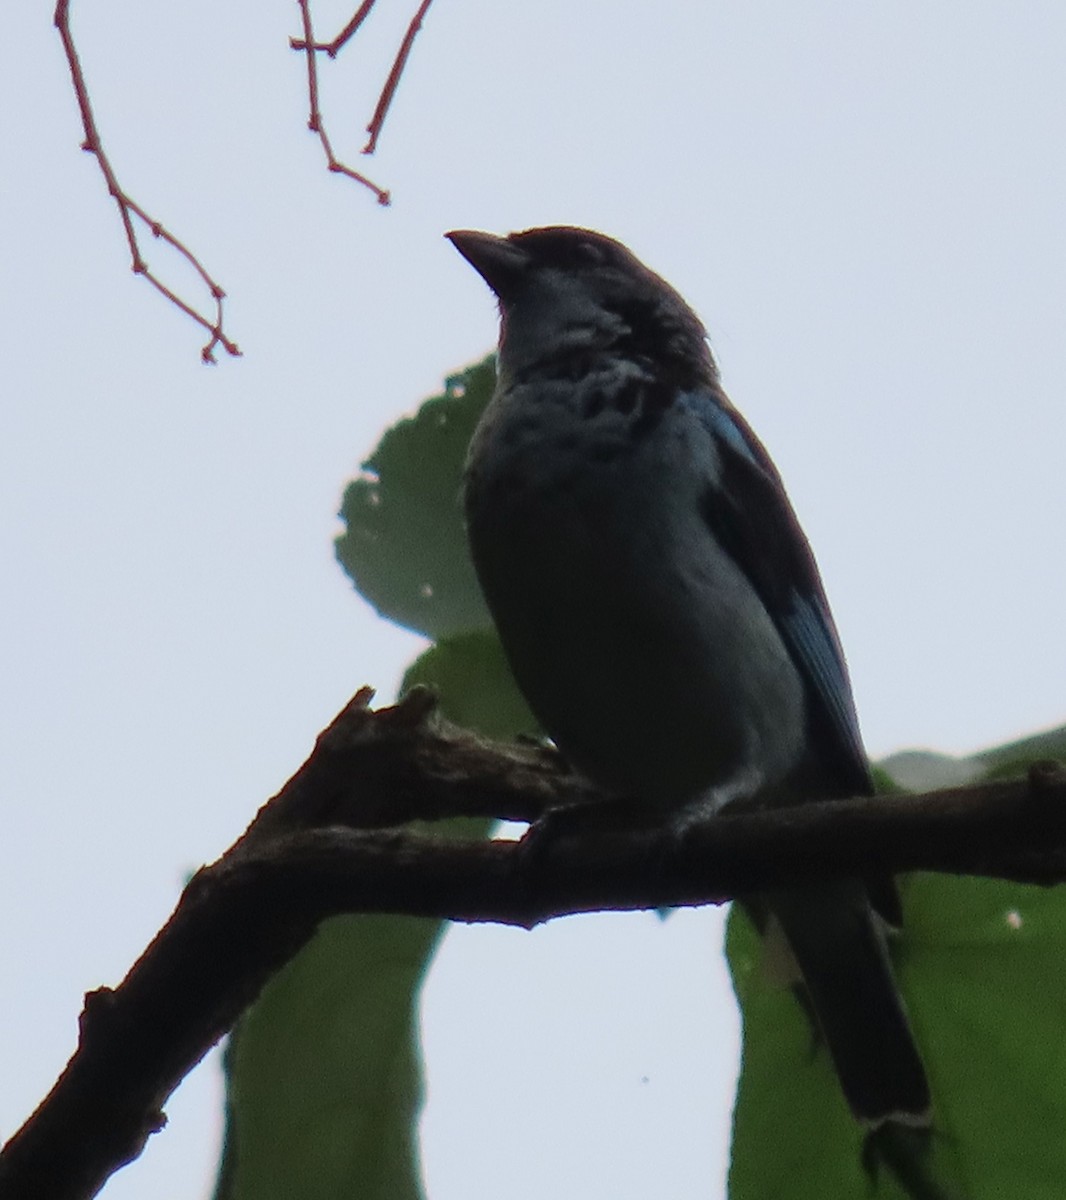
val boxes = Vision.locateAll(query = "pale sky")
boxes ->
[3,3,1065,1198]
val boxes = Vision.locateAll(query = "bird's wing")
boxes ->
[682,390,872,798]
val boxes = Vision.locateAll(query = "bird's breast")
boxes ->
[463,375,807,808]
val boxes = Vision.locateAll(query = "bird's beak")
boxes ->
[446,230,530,299]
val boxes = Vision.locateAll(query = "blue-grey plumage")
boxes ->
[448,225,930,1127]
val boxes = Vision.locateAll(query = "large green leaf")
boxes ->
[976,724,1066,779]
[401,630,537,742]
[216,546,536,1200]
[878,724,1066,793]
[335,356,497,640]
[216,916,440,1200]
[728,743,1066,1200]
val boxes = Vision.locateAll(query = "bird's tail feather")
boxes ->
[769,879,930,1126]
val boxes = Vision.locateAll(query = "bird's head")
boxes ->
[446,226,715,388]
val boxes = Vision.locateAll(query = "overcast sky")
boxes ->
[3,3,1065,1198]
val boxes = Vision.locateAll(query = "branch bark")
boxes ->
[2,686,1065,1200]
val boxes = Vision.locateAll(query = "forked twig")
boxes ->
[292,0,377,56]
[292,0,391,204]
[53,0,241,364]
[290,0,437,196]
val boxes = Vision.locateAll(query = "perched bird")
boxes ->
[447,225,930,1128]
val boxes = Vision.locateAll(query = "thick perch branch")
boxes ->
[2,687,1065,1199]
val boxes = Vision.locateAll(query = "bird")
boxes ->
[446,224,931,1129]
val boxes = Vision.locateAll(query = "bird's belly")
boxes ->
[465,404,807,808]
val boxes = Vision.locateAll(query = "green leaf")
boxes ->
[335,356,497,640]
[727,898,879,1198]
[975,723,1066,780]
[217,539,537,1200]
[878,725,1066,794]
[728,728,1066,1200]
[898,874,1066,1198]
[401,630,538,741]
[216,916,440,1200]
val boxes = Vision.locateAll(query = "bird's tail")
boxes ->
[768,879,930,1126]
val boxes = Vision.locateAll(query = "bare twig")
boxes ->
[3,686,1065,1199]
[292,0,391,204]
[362,0,435,155]
[289,0,437,195]
[290,0,377,55]
[53,0,241,363]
